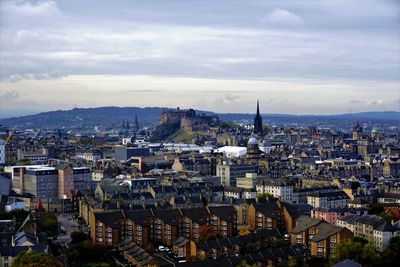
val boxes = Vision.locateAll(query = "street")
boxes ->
[55,213,79,244]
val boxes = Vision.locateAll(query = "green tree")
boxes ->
[379,236,400,266]
[219,121,237,129]
[67,240,114,267]
[11,250,63,267]
[257,192,274,202]
[16,157,30,165]
[368,204,384,215]
[330,238,380,267]
[44,212,58,237]
[70,231,88,244]
[0,209,29,230]
[379,211,393,223]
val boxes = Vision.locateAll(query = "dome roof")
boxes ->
[371,127,377,134]
[248,137,258,145]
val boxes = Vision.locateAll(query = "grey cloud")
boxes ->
[261,8,304,26]
[0,90,20,100]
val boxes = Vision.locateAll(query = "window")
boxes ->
[317,243,323,248]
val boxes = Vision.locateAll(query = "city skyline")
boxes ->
[0,0,399,117]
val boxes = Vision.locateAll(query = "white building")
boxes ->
[256,179,294,203]
[236,173,260,189]
[75,152,101,162]
[5,197,25,212]
[307,191,349,209]
[122,138,132,145]
[213,146,247,158]
[337,214,400,252]
[224,187,256,199]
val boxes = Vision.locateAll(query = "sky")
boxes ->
[0,0,399,117]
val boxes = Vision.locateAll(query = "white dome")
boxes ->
[248,137,258,145]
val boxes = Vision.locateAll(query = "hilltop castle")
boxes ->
[159,107,219,132]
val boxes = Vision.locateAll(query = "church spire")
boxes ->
[134,114,139,132]
[254,100,263,135]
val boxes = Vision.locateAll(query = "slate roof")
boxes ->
[181,207,209,224]
[251,201,278,219]
[14,231,37,246]
[173,236,190,247]
[177,244,308,267]
[332,259,362,267]
[291,215,322,234]
[208,206,236,222]
[94,210,124,228]
[310,223,344,242]
[124,209,153,226]
[196,229,281,251]
[154,209,181,226]
[281,202,302,220]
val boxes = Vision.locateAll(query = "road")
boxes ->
[55,213,79,244]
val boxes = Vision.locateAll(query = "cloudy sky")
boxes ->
[0,0,399,117]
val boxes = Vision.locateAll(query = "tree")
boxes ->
[368,204,384,215]
[330,238,379,267]
[257,193,274,202]
[11,250,63,267]
[380,236,400,266]
[219,121,237,129]
[379,211,393,223]
[67,240,114,267]
[16,157,30,165]
[44,212,58,237]
[0,209,29,229]
[198,225,217,241]
[70,231,88,244]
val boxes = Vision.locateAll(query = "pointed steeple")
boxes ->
[126,119,130,129]
[134,114,139,132]
[122,119,125,129]
[254,100,263,135]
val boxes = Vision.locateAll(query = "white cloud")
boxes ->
[0,1,398,114]
[1,75,398,115]
[1,0,60,17]
[263,8,304,26]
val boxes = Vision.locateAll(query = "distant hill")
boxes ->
[0,107,169,129]
[0,107,398,129]
[219,111,400,121]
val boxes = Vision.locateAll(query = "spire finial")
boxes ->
[257,100,260,115]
